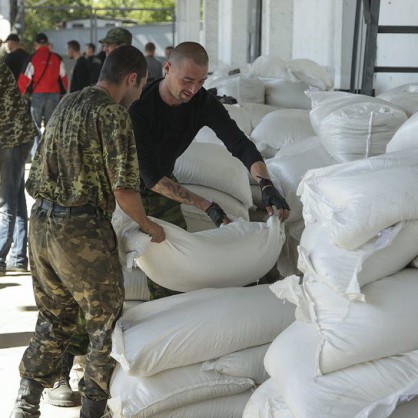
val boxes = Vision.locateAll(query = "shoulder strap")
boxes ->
[30,51,52,93]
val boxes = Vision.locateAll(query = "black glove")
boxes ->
[205,202,228,227]
[259,178,290,211]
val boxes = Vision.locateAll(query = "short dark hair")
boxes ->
[67,40,80,52]
[35,32,48,44]
[169,42,208,67]
[145,42,156,52]
[99,45,147,86]
[86,42,95,52]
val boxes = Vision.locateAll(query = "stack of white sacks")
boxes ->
[109,207,295,417]
[243,129,418,417]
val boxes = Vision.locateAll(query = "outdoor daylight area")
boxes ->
[1,0,418,417]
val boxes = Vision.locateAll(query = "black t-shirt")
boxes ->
[70,56,89,93]
[4,48,30,81]
[129,81,263,189]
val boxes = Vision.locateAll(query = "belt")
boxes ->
[35,199,101,217]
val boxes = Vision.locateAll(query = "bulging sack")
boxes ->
[298,221,418,300]
[111,285,296,377]
[386,111,418,153]
[264,320,418,418]
[137,216,285,292]
[377,83,418,116]
[174,142,253,208]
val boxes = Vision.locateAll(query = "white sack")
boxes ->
[302,269,418,374]
[242,379,294,418]
[309,92,408,162]
[377,83,418,116]
[122,266,150,302]
[201,344,270,385]
[109,363,254,418]
[213,74,265,104]
[266,136,335,222]
[136,216,285,292]
[240,102,282,130]
[249,55,290,80]
[250,109,316,158]
[288,58,334,91]
[263,78,311,109]
[111,285,296,377]
[181,185,249,232]
[152,391,252,418]
[264,320,418,418]
[298,149,418,249]
[386,111,418,153]
[174,142,253,208]
[298,221,418,300]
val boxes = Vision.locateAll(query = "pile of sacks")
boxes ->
[244,146,418,417]
[108,285,295,418]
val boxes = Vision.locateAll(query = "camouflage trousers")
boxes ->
[66,183,187,357]
[19,203,124,400]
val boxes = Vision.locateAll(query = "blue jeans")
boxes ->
[30,93,60,159]
[0,142,32,271]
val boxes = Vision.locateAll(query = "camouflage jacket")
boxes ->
[0,58,37,149]
[26,87,140,214]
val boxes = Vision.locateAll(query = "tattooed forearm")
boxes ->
[152,177,210,211]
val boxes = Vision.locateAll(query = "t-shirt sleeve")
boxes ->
[129,101,163,189]
[202,94,264,171]
[99,104,141,191]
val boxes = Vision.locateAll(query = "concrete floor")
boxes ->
[0,272,81,418]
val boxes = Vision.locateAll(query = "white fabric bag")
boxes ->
[111,285,296,377]
[264,320,418,418]
[386,111,418,153]
[122,266,150,301]
[298,221,418,300]
[377,83,418,116]
[288,58,334,91]
[298,149,418,249]
[136,216,285,292]
[240,102,282,130]
[151,391,252,418]
[214,74,265,104]
[263,78,311,109]
[302,269,418,374]
[309,92,407,162]
[250,109,316,158]
[266,137,335,222]
[249,55,290,80]
[109,363,254,418]
[174,142,253,208]
[201,344,270,385]
[242,379,294,418]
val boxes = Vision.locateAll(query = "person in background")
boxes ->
[4,33,29,81]
[165,45,174,61]
[18,32,68,159]
[67,40,89,93]
[84,42,103,85]
[144,41,163,83]
[99,27,132,56]
[0,60,37,277]
[129,42,290,300]
[9,45,164,418]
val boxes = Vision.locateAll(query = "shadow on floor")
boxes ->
[0,332,34,349]
[0,282,21,290]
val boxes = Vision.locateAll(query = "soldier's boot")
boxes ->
[80,398,107,418]
[9,378,44,418]
[45,352,75,407]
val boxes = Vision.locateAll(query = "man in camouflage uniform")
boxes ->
[9,45,164,418]
[0,59,37,276]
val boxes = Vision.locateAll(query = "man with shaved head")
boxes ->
[129,42,290,299]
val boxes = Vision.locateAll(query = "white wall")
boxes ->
[0,0,11,41]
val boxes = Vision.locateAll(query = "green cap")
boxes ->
[99,27,132,45]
